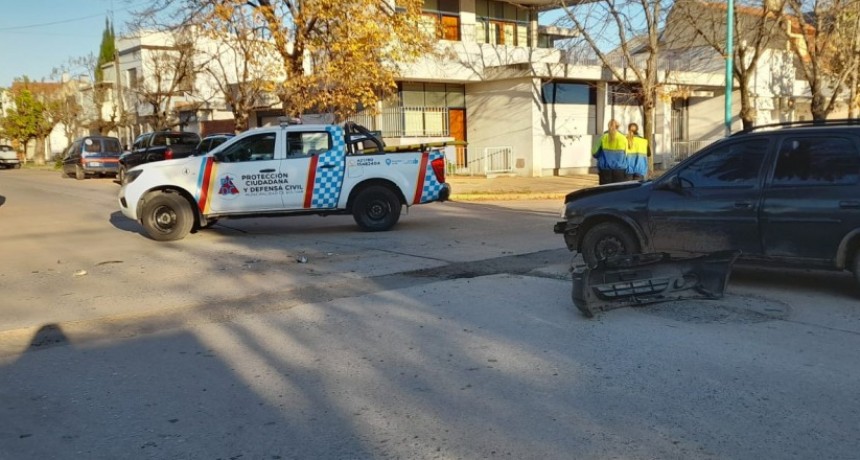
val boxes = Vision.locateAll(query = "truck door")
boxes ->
[207,132,283,213]
[283,128,343,210]
[647,137,770,256]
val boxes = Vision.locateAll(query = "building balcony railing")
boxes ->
[346,106,450,138]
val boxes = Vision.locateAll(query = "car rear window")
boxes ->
[84,138,122,154]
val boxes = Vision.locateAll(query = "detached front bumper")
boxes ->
[554,221,580,251]
[571,251,741,318]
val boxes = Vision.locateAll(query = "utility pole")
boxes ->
[725,0,734,136]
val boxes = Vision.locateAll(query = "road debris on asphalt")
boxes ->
[571,251,740,318]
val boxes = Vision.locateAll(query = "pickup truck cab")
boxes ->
[554,120,860,284]
[118,131,201,183]
[118,121,451,241]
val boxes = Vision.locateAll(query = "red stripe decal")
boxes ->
[304,155,320,208]
[198,158,214,212]
[412,152,429,205]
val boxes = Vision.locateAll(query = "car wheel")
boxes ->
[352,186,401,232]
[852,248,860,286]
[118,166,127,184]
[580,221,640,267]
[140,192,194,241]
[13,163,21,169]
[75,165,85,180]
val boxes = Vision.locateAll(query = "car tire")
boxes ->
[352,185,401,232]
[852,248,860,287]
[580,221,640,267]
[75,165,85,180]
[118,166,127,184]
[140,192,194,241]
[13,163,21,169]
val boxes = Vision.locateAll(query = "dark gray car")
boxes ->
[555,120,860,284]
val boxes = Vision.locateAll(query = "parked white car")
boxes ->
[0,145,21,169]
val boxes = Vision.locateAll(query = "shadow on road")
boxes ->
[0,321,373,459]
[108,210,144,235]
[0,195,5,207]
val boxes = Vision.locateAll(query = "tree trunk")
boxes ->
[737,75,756,130]
[642,92,656,174]
[34,138,46,166]
[811,92,828,121]
[233,110,249,134]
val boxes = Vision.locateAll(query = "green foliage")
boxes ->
[95,18,116,83]
[1,88,44,148]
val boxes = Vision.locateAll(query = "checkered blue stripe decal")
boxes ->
[310,126,346,208]
[419,152,445,203]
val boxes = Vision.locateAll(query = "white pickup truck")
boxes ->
[118,121,451,241]
[0,145,21,169]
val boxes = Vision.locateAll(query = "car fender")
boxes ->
[835,228,860,269]
[579,211,652,252]
[122,158,203,221]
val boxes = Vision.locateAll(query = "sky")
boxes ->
[0,0,140,87]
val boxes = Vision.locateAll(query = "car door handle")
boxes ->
[320,164,336,169]
[259,168,276,173]
[734,201,753,209]
[840,200,860,209]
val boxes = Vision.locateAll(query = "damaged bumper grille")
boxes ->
[571,251,741,318]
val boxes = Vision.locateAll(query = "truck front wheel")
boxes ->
[140,192,194,241]
[352,186,401,232]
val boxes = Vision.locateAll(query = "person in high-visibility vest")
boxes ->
[625,122,649,181]
[592,119,628,184]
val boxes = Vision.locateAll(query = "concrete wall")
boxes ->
[466,78,538,176]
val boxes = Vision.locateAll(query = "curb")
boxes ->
[448,192,569,202]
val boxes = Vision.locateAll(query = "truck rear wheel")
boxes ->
[75,165,85,180]
[352,186,401,232]
[140,192,194,241]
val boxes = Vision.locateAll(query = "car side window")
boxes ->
[771,136,860,187]
[677,139,769,188]
[287,132,331,157]
[219,133,276,162]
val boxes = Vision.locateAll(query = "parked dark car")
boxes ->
[554,119,860,284]
[61,136,123,180]
[118,131,201,183]
[193,133,235,156]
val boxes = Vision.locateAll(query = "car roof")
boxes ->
[731,119,860,138]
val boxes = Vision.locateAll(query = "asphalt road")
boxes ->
[1,169,859,459]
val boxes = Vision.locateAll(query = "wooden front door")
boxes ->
[448,109,467,168]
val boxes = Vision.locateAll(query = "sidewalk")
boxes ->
[447,174,598,201]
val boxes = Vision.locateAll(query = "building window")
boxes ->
[541,82,597,134]
[126,68,138,90]
[475,0,530,46]
[422,0,460,41]
[399,82,465,108]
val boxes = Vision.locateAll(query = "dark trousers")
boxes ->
[599,169,628,185]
